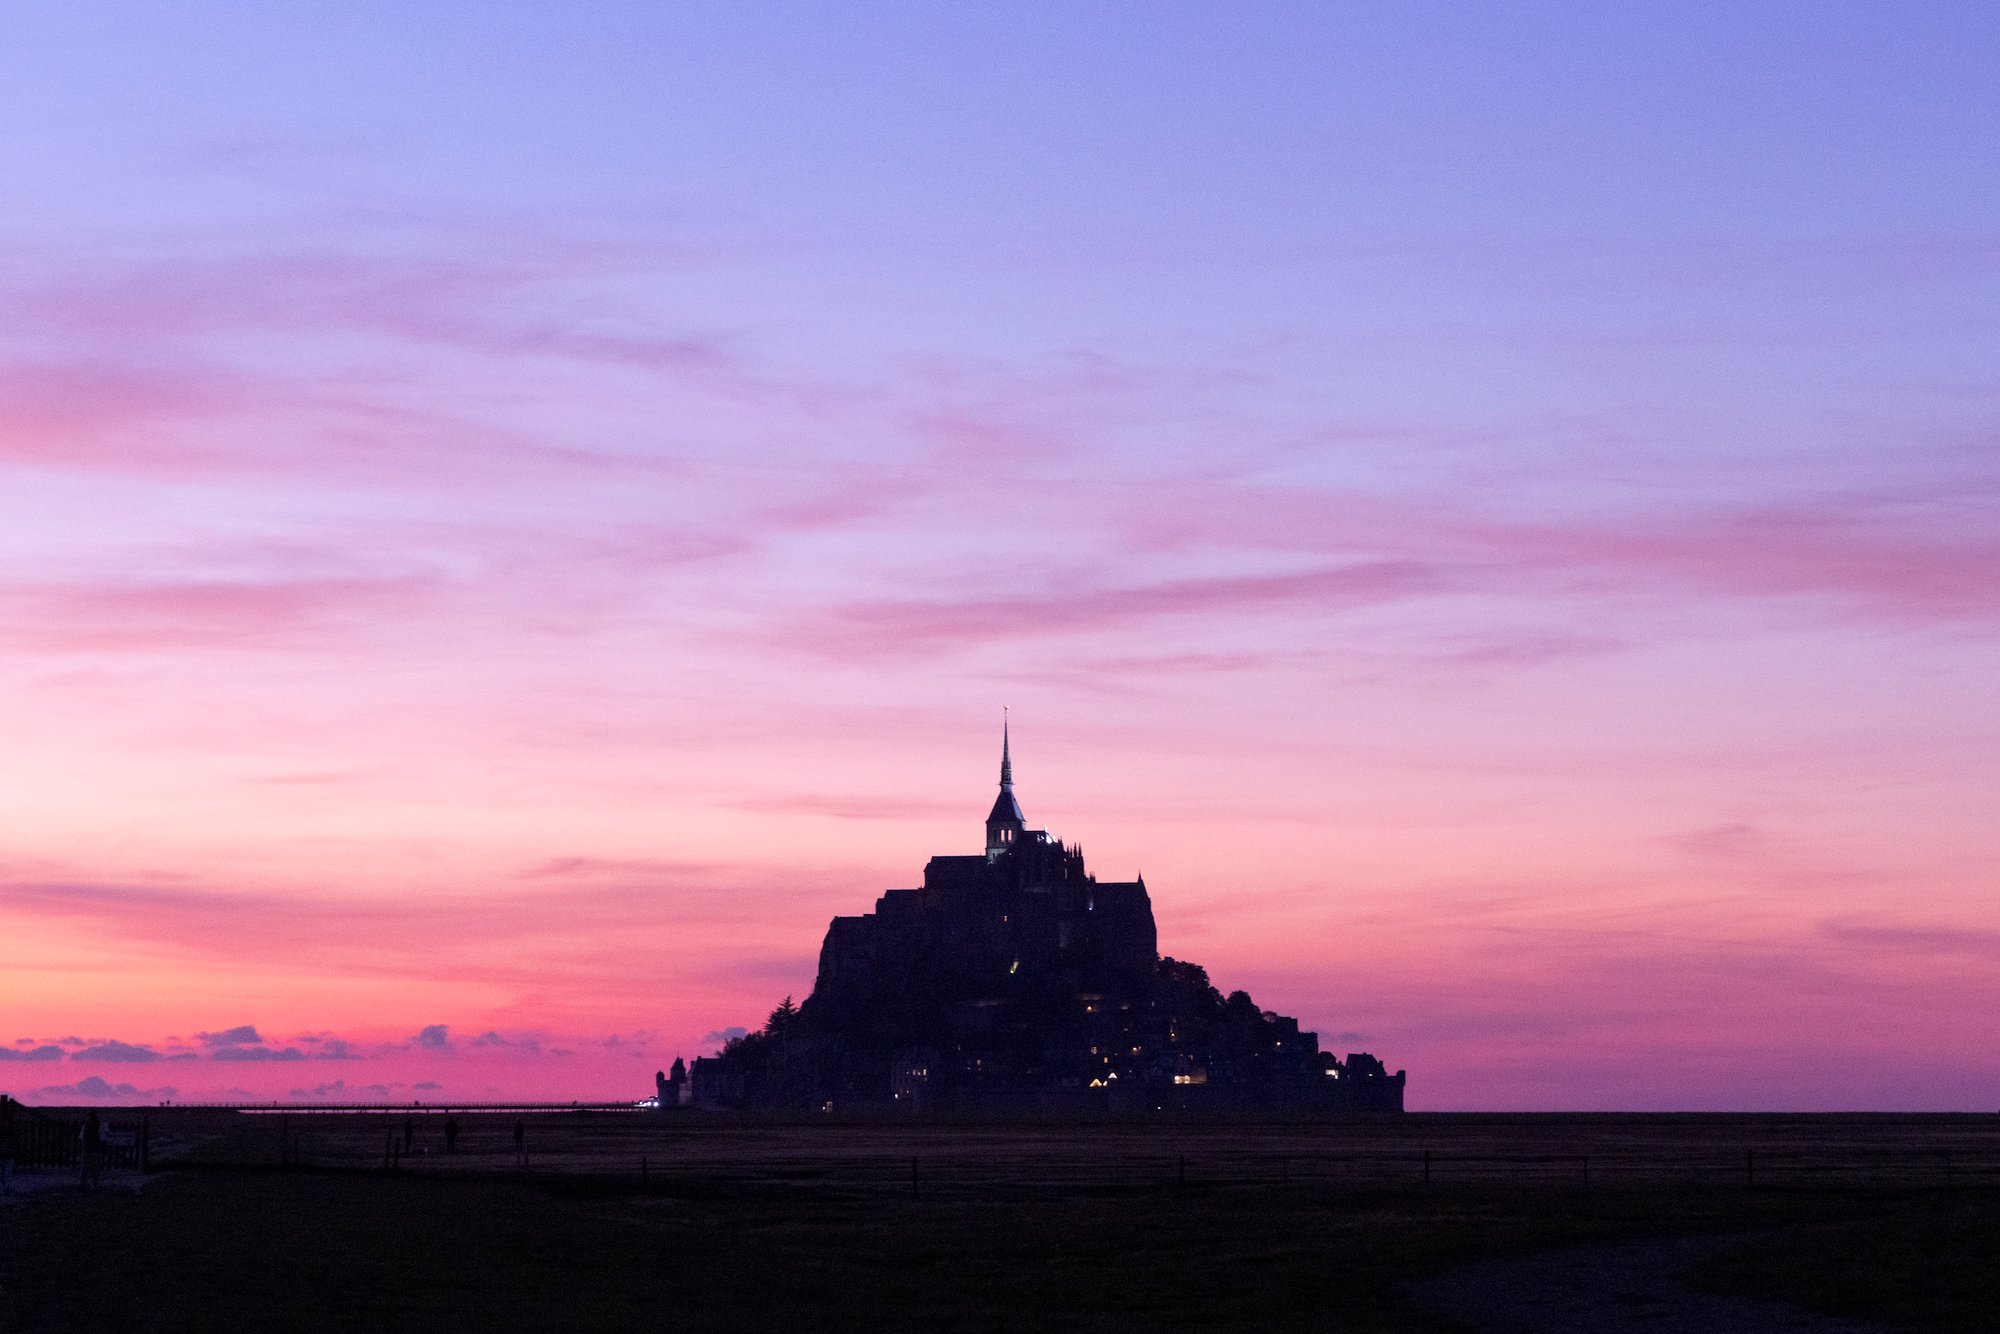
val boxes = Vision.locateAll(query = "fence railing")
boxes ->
[145,1137,2000,1195]
[8,1113,148,1170]
[12,1107,1998,1197]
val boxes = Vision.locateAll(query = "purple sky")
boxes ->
[2,3,1997,1109]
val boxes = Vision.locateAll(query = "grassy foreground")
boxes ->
[3,1113,1995,1331]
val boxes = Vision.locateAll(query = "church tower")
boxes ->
[984,714,1025,860]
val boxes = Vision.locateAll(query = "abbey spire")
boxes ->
[985,711,1026,859]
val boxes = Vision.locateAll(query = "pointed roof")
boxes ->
[1000,710,1013,787]
[987,712,1024,827]
[987,787,1024,826]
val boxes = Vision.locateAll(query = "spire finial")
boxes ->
[985,709,1025,859]
[999,707,1013,789]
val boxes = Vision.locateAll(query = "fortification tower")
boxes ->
[984,713,1025,860]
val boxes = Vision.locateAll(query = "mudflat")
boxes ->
[3,1112,1994,1331]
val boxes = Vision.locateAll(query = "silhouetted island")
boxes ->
[670,724,1404,1114]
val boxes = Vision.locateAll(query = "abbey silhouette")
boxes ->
[686,723,1405,1113]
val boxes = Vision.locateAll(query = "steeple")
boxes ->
[985,711,1025,860]
[999,710,1013,788]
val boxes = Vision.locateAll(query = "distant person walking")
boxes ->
[512,1118,526,1167]
[1,1094,17,1195]
[402,1116,415,1154]
[79,1110,103,1192]
[444,1115,459,1155]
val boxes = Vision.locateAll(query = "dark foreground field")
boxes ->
[4,1112,1996,1331]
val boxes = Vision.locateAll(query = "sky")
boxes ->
[2,2,1997,1110]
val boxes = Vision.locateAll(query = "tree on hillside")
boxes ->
[765,996,798,1035]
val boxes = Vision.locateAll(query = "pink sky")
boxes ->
[4,5,1998,1108]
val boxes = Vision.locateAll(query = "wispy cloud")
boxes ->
[1820,917,2000,959]
[1663,824,1769,859]
[5,248,738,377]
[212,1045,308,1062]
[516,857,723,881]
[798,559,1446,658]
[290,1079,360,1100]
[0,574,446,654]
[0,1045,64,1063]
[34,1075,178,1101]
[295,1035,364,1061]
[0,244,788,493]
[1148,479,2000,625]
[69,1040,171,1064]
[713,793,964,822]
[0,871,835,1001]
